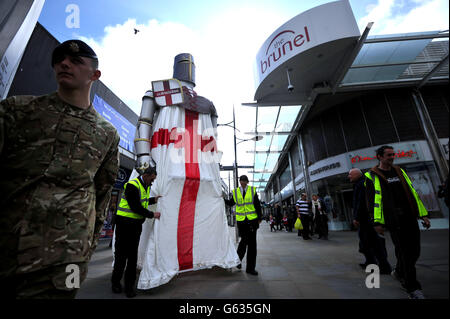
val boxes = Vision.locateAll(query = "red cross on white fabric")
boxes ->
[153,80,183,106]
[151,109,217,270]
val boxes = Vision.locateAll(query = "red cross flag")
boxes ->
[137,105,239,290]
[152,79,184,107]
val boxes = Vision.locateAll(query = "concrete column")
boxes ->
[288,149,297,204]
[276,174,281,203]
[297,133,312,197]
[412,89,449,183]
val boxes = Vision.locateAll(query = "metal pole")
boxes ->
[233,105,239,243]
[228,171,231,196]
[411,89,449,183]
[276,175,281,204]
[297,133,312,197]
[288,150,297,204]
[233,105,238,188]
[228,171,232,226]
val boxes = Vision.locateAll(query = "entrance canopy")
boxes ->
[253,0,360,105]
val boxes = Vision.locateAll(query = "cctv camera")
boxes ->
[287,84,294,92]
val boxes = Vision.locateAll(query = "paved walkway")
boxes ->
[77,222,449,299]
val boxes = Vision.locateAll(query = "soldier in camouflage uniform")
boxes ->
[0,40,120,299]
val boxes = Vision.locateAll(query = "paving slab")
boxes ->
[77,222,449,299]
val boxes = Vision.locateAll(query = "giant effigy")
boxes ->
[130,54,239,289]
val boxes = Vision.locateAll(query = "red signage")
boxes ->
[351,150,417,164]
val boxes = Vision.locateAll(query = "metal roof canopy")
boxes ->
[257,31,448,195]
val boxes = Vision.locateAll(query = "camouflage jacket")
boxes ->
[0,92,120,276]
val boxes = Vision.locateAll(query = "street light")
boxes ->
[218,107,263,189]
[236,135,263,145]
[234,134,263,188]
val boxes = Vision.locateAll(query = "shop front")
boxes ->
[291,140,449,231]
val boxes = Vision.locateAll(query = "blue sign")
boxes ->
[114,167,132,189]
[93,95,135,152]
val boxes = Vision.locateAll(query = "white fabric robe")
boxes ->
[136,105,239,289]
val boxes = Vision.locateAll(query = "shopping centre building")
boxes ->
[247,0,449,230]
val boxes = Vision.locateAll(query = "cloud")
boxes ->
[358,0,449,34]
[80,18,202,115]
[78,7,287,186]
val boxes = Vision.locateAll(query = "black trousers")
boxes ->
[287,218,294,232]
[358,223,391,272]
[270,223,276,232]
[111,216,143,290]
[388,218,422,293]
[309,215,315,235]
[298,214,311,239]
[315,215,329,238]
[237,219,258,271]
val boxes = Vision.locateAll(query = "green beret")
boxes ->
[51,39,98,66]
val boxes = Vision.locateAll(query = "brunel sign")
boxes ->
[260,26,311,76]
[254,0,360,88]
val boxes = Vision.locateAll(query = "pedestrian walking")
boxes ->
[0,40,120,299]
[312,194,328,239]
[296,193,312,240]
[287,204,296,232]
[111,167,161,298]
[269,215,276,232]
[437,174,449,208]
[348,168,391,274]
[275,204,283,230]
[224,175,262,275]
[365,145,430,299]
[282,213,289,232]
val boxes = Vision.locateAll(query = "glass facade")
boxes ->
[253,31,448,230]
[266,84,449,230]
[300,86,448,166]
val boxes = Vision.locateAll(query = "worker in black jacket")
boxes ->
[111,167,161,297]
[224,175,262,275]
[348,168,391,274]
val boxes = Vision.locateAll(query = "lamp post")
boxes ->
[217,107,263,191]
[233,106,238,190]
[235,136,263,183]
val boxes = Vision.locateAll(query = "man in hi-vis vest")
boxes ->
[111,167,161,297]
[364,145,430,299]
[224,175,262,275]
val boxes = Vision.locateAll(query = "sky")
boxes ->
[37,0,449,191]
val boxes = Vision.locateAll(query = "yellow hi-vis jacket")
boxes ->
[232,186,258,221]
[116,178,149,219]
[364,168,428,225]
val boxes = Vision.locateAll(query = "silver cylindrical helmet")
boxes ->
[173,53,195,87]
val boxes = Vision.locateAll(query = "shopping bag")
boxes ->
[294,217,303,230]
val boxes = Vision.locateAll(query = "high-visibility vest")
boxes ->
[116,178,149,219]
[232,186,258,221]
[364,168,428,225]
